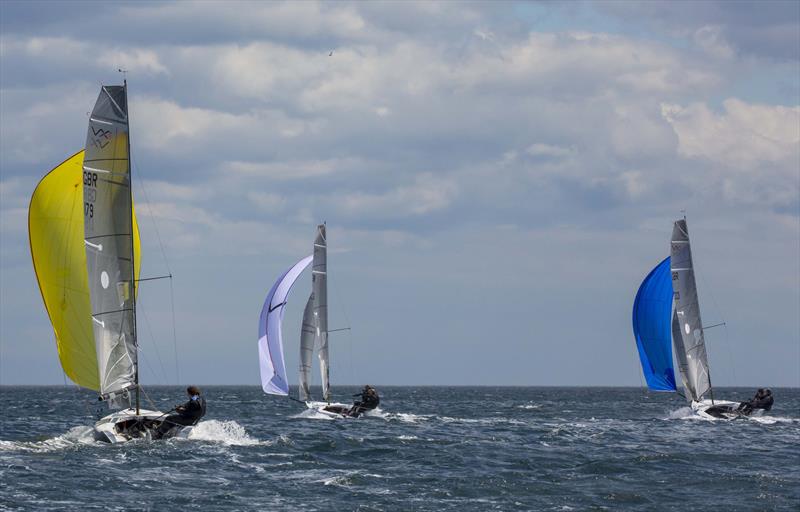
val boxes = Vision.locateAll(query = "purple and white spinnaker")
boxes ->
[258,255,312,395]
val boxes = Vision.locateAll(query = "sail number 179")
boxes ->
[84,171,97,218]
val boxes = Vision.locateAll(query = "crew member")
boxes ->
[348,385,380,417]
[155,385,207,439]
[737,388,774,415]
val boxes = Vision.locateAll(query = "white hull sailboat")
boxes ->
[632,218,753,420]
[94,408,183,443]
[30,81,190,443]
[258,225,360,417]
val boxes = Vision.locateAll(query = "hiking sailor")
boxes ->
[154,386,206,439]
[348,385,380,417]
[737,388,774,415]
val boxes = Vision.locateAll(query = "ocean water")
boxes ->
[0,386,798,511]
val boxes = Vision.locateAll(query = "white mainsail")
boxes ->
[83,83,138,405]
[670,218,712,402]
[296,224,330,401]
[312,224,330,401]
[258,255,313,395]
[299,296,315,401]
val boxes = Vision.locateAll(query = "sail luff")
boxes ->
[670,219,712,401]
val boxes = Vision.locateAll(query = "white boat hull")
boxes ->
[691,399,765,420]
[93,408,194,443]
[305,401,353,418]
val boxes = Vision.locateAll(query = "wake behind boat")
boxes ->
[632,217,774,420]
[29,81,201,443]
[258,225,380,418]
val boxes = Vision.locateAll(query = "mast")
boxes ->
[124,79,140,416]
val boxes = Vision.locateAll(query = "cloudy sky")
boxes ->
[1,1,798,390]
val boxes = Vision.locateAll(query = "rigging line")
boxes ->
[331,273,355,384]
[136,342,162,392]
[169,276,180,385]
[136,295,170,384]
[696,253,736,387]
[130,156,180,385]
[130,156,172,276]
[138,384,160,412]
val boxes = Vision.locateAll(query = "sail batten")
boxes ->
[258,255,313,396]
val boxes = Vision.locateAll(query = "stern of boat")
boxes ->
[691,399,740,420]
[93,408,165,443]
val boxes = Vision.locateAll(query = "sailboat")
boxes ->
[259,224,356,417]
[29,82,191,442]
[632,218,752,419]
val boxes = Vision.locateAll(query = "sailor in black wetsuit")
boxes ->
[155,385,207,439]
[737,388,774,415]
[348,385,380,417]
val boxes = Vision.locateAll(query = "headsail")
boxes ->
[258,255,313,395]
[312,224,330,401]
[30,151,99,390]
[670,219,711,401]
[632,256,677,392]
[83,84,139,402]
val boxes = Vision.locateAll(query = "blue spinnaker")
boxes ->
[632,256,677,392]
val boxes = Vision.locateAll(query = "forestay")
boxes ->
[83,85,139,402]
[632,256,677,392]
[258,255,313,395]
[670,219,711,401]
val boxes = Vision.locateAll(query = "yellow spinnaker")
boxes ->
[29,150,141,390]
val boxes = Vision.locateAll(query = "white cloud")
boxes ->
[225,156,369,180]
[97,49,168,75]
[247,191,287,214]
[693,25,735,60]
[525,143,574,159]
[131,97,249,150]
[339,173,458,217]
[662,99,800,170]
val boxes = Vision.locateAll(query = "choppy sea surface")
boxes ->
[1,386,798,511]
